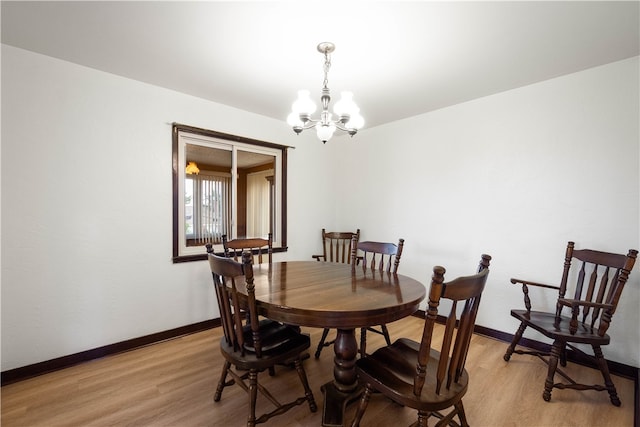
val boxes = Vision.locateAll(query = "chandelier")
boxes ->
[287,42,364,143]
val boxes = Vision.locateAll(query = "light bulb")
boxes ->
[316,123,336,143]
[333,91,357,117]
[287,112,303,127]
[291,90,316,115]
[345,110,364,130]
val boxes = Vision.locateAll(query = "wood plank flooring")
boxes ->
[1,316,634,426]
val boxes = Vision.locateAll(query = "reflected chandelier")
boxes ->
[185,161,200,175]
[287,42,364,143]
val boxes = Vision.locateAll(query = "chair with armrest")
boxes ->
[209,251,317,427]
[503,241,637,406]
[312,228,360,359]
[350,254,492,427]
[222,233,272,265]
[351,236,405,358]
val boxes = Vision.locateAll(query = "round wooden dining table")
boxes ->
[248,261,426,427]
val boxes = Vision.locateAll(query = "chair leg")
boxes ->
[416,411,429,427]
[214,360,231,401]
[293,358,318,412]
[381,324,392,346]
[315,328,331,359]
[350,385,372,427]
[559,343,568,367]
[455,401,469,427]
[360,327,367,358]
[593,344,621,406]
[543,340,562,402]
[503,322,527,361]
[247,370,258,427]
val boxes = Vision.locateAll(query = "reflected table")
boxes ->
[247,261,426,427]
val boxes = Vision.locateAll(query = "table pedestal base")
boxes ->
[320,328,362,426]
[320,381,363,427]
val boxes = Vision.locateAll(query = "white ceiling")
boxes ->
[2,1,639,130]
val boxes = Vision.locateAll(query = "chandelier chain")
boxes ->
[322,51,331,89]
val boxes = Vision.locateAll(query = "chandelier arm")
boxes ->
[304,115,357,131]
[300,119,320,130]
[334,122,354,132]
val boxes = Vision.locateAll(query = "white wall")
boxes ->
[2,44,638,370]
[0,45,331,370]
[330,56,640,366]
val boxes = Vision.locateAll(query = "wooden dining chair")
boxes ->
[312,228,360,263]
[209,251,317,427]
[208,239,295,375]
[503,241,637,406]
[350,254,492,427]
[222,233,272,265]
[312,228,360,359]
[351,236,405,358]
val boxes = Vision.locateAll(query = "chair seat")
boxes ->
[220,322,311,371]
[355,338,468,411]
[510,309,610,345]
[242,319,300,352]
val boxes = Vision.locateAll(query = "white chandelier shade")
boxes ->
[287,42,364,143]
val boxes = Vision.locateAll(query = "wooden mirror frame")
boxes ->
[172,123,288,263]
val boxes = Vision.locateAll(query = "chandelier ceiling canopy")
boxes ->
[287,42,364,144]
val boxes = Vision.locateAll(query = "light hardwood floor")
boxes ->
[1,316,635,426]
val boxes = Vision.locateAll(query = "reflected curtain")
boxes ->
[190,172,231,244]
[246,170,272,238]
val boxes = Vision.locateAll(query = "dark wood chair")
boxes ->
[312,228,360,263]
[207,240,298,374]
[312,228,360,359]
[350,254,492,427]
[503,241,637,406]
[351,236,405,358]
[222,233,272,264]
[209,251,317,426]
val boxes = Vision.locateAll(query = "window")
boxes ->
[172,124,288,262]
